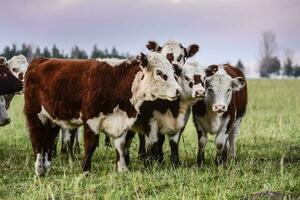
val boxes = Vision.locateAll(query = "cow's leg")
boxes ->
[113,132,128,172]
[81,125,99,173]
[144,120,159,166]
[26,114,47,176]
[44,125,60,174]
[195,126,207,167]
[151,133,165,163]
[104,135,111,147]
[67,129,77,162]
[124,131,135,165]
[169,131,182,167]
[215,128,229,165]
[73,128,81,154]
[228,118,242,160]
[52,136,58,157]
[138,133,146,160]
[61,129,70,154]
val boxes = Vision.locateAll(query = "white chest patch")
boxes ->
[195,112,229,135]
[86,105,137,138]
[37,106,82,129]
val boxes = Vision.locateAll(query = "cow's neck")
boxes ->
[130,71,148,112]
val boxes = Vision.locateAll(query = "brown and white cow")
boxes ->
[0,56,25,126]
[132,60,206,167]
[122,40,200,166]
[192,64,247,166]
[24,52,181,176]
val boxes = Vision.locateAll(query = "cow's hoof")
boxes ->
[35,165,45,177]
[117,166,129,172]
[44,160,52,173]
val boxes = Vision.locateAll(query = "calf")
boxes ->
[192,64,247,166]
[24,52,181,176]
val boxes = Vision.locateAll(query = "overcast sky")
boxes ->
[1,0,299,76]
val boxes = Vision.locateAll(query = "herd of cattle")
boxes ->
[0,40,247,176]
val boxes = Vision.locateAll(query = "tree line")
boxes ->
[0,44,130,61]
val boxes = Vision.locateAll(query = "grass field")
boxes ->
[0,79,299,199]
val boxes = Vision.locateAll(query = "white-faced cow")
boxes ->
[121,40,200,166]
[24,52,181,176]
[0,56,25,126]
[192,64,247,166]
[131,60,206,167]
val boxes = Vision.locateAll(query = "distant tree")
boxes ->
[1,44,18,59]
[52,44,64,58]
[91,45,104,58]
[104,48,109,57]
[111,46,118,57]
[236,59,245,72]
[19,43,33,61]
[259,31,281,77]
[33,47,42,58]
[283,49,294,77]
[70,46,88,59]
[294,65,300,77]
[42,47,51,58]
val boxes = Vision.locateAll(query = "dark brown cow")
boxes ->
[192,64,247,166]
[24,52,181,176]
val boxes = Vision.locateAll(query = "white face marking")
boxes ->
[0,96,9,125]
[113,133,128,172]
[87,105,136,138]
[37,106,82,129]
[205,67,235,112]
[161,40,186,66]
[35,153,44,176]
[96,58,127,67]
[145,119,158,150]
[7,55,28,80]
[179,60,206,100]
[141,52,181,101]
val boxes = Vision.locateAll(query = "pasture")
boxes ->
[0,79,299,199]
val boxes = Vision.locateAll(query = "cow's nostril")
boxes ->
[176,89,181,96]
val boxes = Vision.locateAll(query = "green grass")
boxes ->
[0,79,300,199]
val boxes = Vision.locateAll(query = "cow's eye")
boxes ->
[227,89,231,93]
[189,82,193,88]
[184,76,190,81]
[177,55,182,62]
[207,87,213,92]
[12,68,19,72]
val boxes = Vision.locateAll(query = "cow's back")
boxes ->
[25,58,96,120]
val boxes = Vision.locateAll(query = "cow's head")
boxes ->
[137,52,181,101]
[204,65,246,113]
[7,55,28,81]
[0,96,10,126]
[146,40,199,67]
[178,60,206,100]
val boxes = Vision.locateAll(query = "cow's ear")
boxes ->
[0,57,7,65]
[232,77,246,91]
[185,44,199,58]
[205,65,219,76]
[137,53,148,68]
[146,41,162,52]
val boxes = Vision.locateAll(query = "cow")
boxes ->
[130,60,206,167]
[119,40,200,166]
[192,64,247,166]
[24,52,181,176]
[7,55,28,81]
[0,56,25,126]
